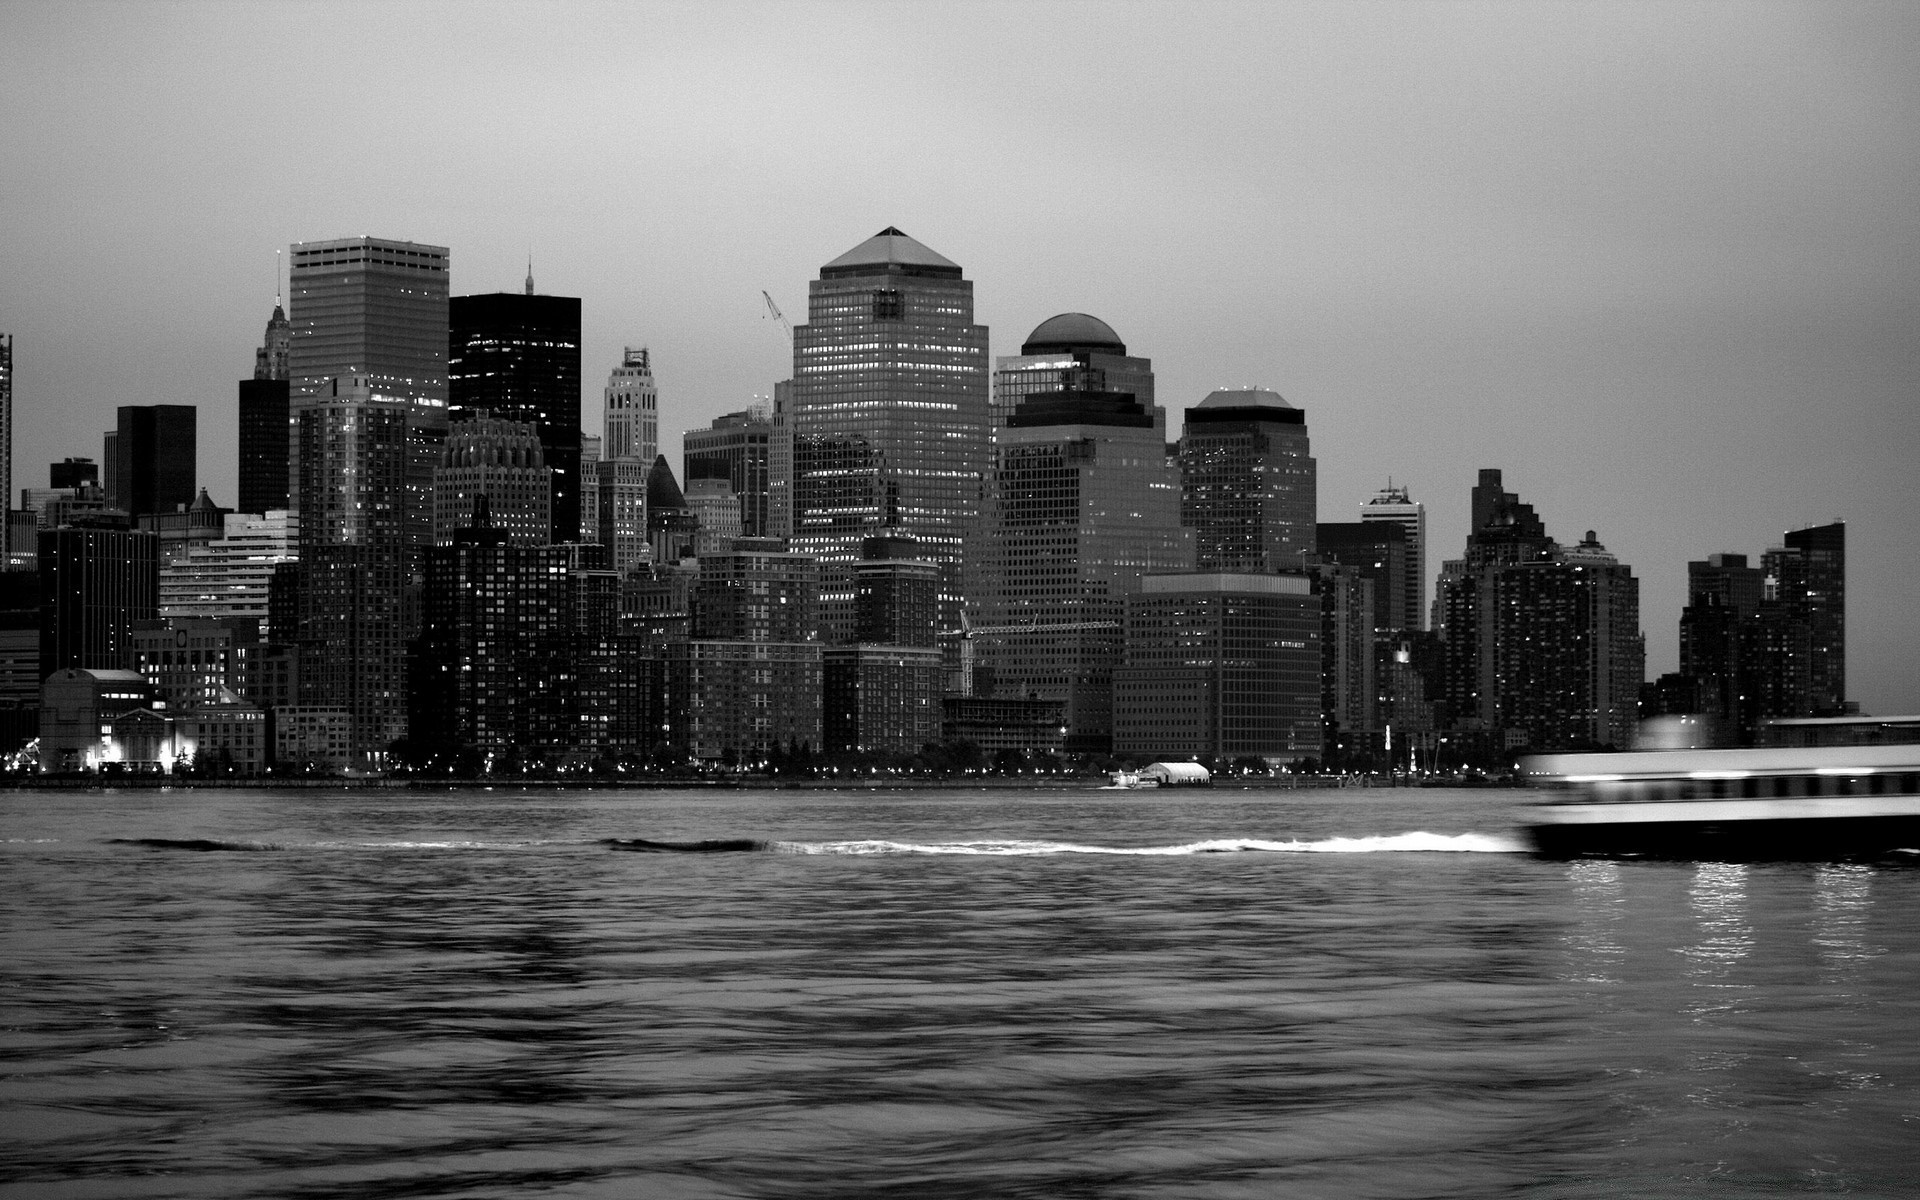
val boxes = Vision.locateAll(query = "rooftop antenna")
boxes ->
[275,250,283,307]
[525,251,534,296]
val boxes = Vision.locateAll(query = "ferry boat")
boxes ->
[1520,718,1920,860]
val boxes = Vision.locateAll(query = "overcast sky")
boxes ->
[3,0,1915,711]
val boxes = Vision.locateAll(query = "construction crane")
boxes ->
[761,290,793,341]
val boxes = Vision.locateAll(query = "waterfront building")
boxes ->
[788,228,989,642]
[106,405,196,521]
[0,571,40,711]
[126,617,258,709]
[1436,471,1643,752]
[684,402,772,537]
[432,418,552,546]
[824,538,943,754]
[1178,388,1316,573]
[1361,483,1427,630]
[287,237,449,553]
[971,327,1192,754]
[1316,563,1377,753]
[289,376,413,764]
[1111,573,1322,763]
[38,668,158,772]
[448,282,583,542]
[273,706,352,773]
[38,518,158,675]
[1766,522,1846,716]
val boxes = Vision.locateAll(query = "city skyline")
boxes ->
[2,3,1915,712]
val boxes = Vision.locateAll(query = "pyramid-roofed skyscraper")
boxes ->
[788,227,989,643]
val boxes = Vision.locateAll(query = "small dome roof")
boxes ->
[1021,313,1126,355]
[1196,387,1294,410]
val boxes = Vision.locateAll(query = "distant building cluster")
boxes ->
[0,228,1851,774]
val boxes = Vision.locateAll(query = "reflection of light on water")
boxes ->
[1812,863,1880,980]
[1684,863,1752,972]
[1561,860,1624,985]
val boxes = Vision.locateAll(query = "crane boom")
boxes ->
[761,290,793,340]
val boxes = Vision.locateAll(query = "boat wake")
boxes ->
[610,832,1526,856]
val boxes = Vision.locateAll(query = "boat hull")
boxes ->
[1523,797,1920,861]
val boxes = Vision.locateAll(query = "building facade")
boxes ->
[1111,573,1322,764]
[1361,482,1426,631]
[789,228,989,642]
[107,405,196,521]
[432,418,552,546]
[448,286,582,542]
[1179,389,1316,572]
[684,403,772,538]
[603,347,658,464]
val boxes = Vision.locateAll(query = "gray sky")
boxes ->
[3,0,1916,712]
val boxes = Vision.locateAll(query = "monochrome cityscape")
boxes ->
[0,227,1849,777]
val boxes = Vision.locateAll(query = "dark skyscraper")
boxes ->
[449,284,583,543]
[238,300,292,514]
[789,228,989,641]
[108,405,196,521]
[1,333,12,524]
[1315,521,1409,633]
[1179,389,1317,572]
[38,520,159,674]
[1768,522,1845,715]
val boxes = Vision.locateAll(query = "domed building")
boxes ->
[991,313,1158,436]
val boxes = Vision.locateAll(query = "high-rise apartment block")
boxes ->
[1315,521,1408,634]
[1,333,12,524]
[789,228,989,641]
[1179,389,1316,572]
[449,285,582,543]
[1436,470,1643,752]
[1767,523,1845,716]
[159,510,297,639]
[1360,483,1426,630]
[971,317,1192,753]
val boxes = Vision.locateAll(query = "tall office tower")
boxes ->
[239,300,293,514]
[291,376,412,763]
[1361,483,1426,630]
[971,338,1193,754]
[431,418,551,546]
[1112,573,1322,764]
[578,435,601,545]
[991,314,1155,439]
[1765,522,1845,715]
[0,570,41,714]
[160,510,298,639]
[603,347,658,463]
[37,518,159,674]
[1315,521,1408,633]
[449,285,583,542]
[1179,389,1316,572]
[766,379,794,539]
[107,406,196,521]
[1,333,12,521]
[685,477,741,554]
[668,538,822,763]
[789,228,989,642]
[1436,470,1642,752]
[684,401,772,537]
[287,237,449,554]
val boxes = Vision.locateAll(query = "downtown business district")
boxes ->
[2,228,1848,779]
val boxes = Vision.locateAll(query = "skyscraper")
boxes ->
[1179,389,1316,572]
[970,316,1192,753]
[432,418,552,546]
[684,402,772,537]
[1767,522,1845,715]
[287,237,449,552]
[290,376,413,763]
[1361,482,1426,630]
[448,283,583,542]
[603,347,658,464]
[238,300,292,514]
[789,228,989,641]
[1,333,12,527]
[107,406,196,521]
[991,313,1155,439]
[38,519,159,675]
